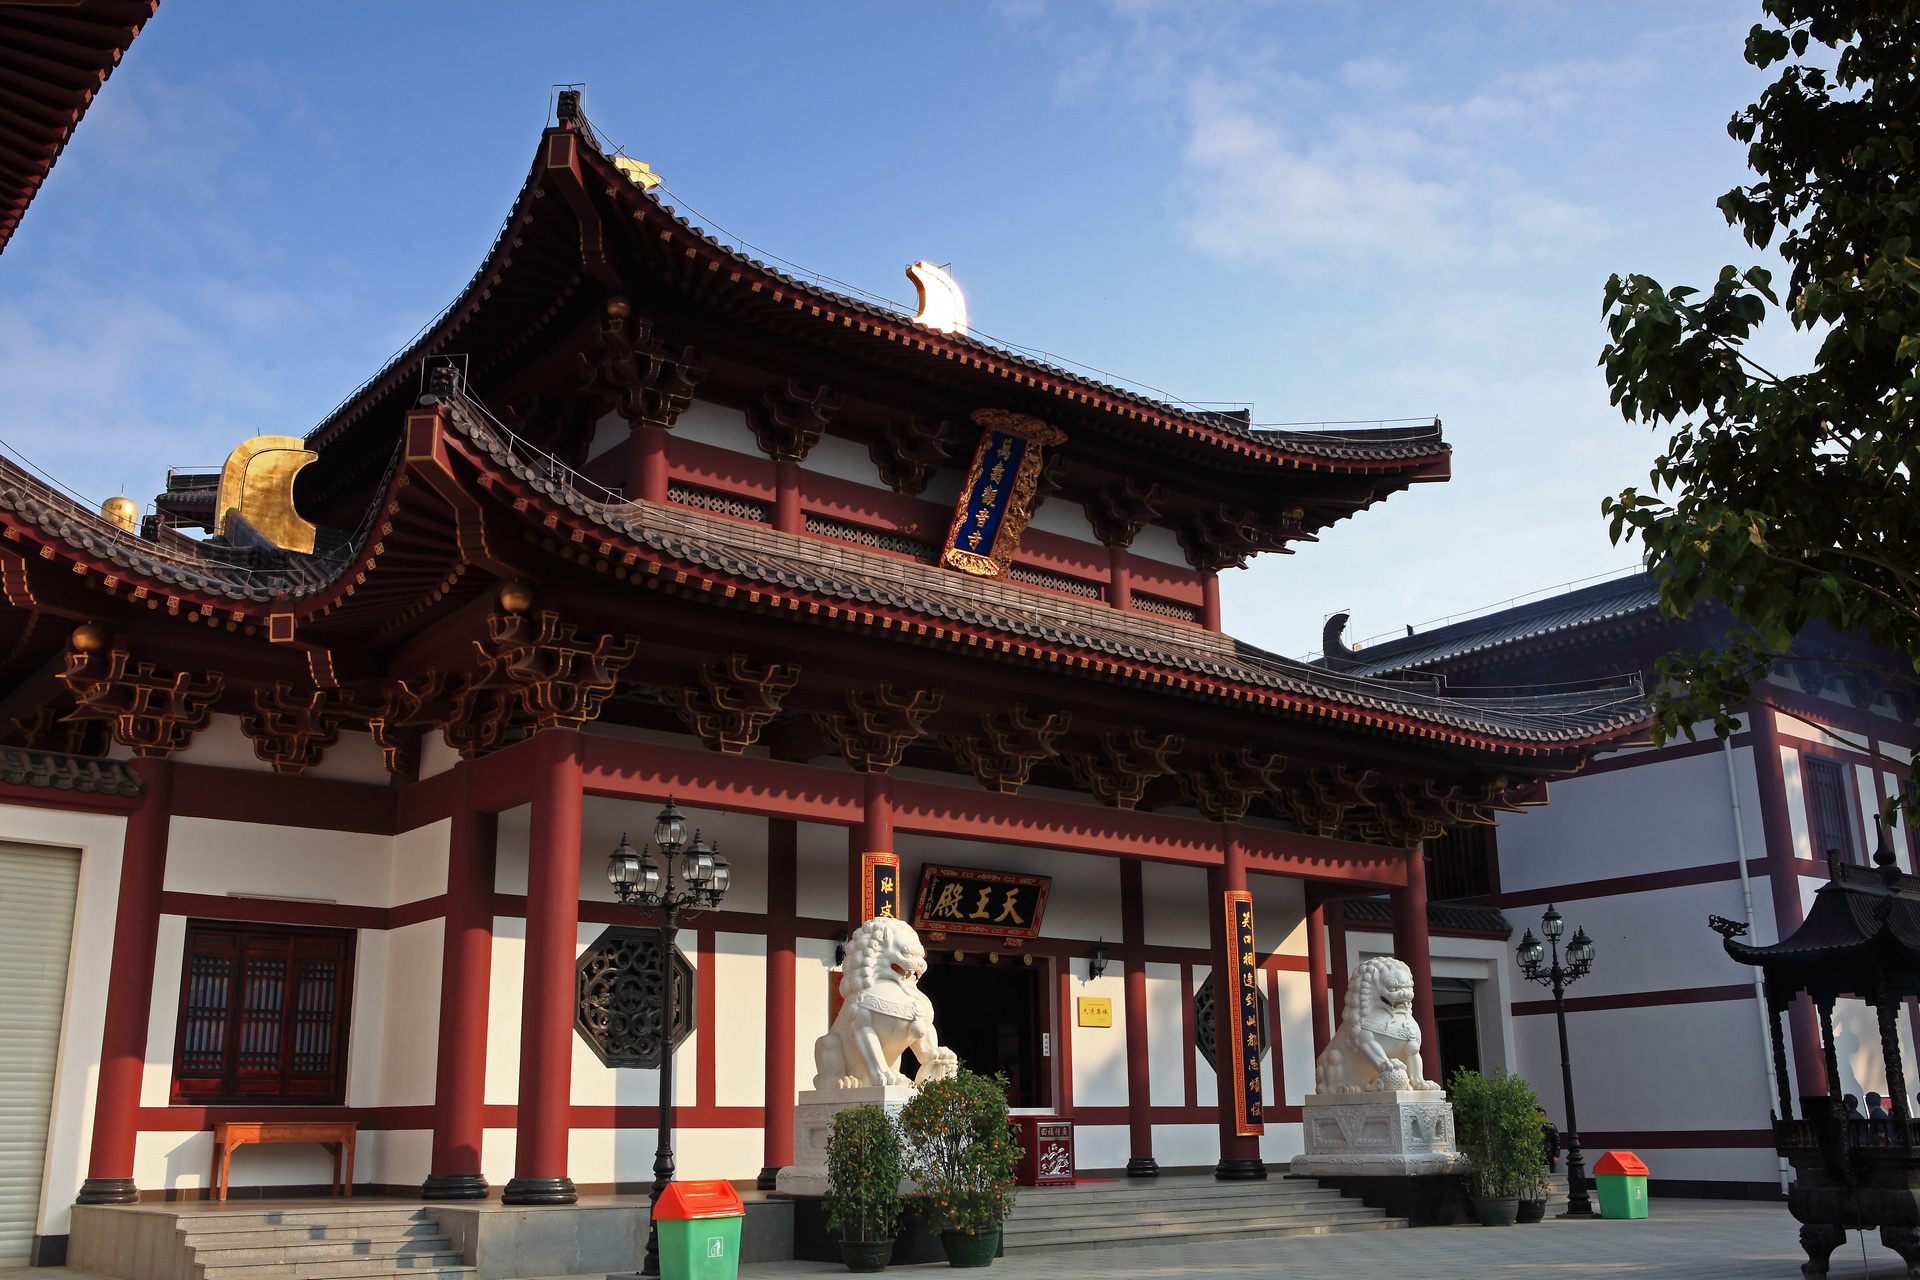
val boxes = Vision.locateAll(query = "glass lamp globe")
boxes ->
[652,799,687,854]
[638,850,663,898]
[708,850,730,896]
[1568,927,1595,967]
[1517,928,1544,971]
[681,833,715,885]
[1541,904,1565,940]
[607,834,642,893]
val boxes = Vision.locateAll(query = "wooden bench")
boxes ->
[209,1120,356,1200]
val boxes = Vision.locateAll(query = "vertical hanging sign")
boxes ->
[1224,889,1265,1137]
[861,852,901,922]
[939,408,1067,579]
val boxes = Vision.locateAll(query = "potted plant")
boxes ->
[823,1104,905,1272]
[898,1069,1021,1267]
[1449,1066,1546,1227]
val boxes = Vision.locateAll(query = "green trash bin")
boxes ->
[1593,1150,1649,1219]
[652,1180,745,1280]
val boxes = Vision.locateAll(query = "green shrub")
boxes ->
[897,1068,1021,1234]
[823,1105,904,1242]
[1449,1066,1546,1199]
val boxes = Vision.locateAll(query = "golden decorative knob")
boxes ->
[99,496,139,532]
[70,622,109,653]
[497,582,534,614]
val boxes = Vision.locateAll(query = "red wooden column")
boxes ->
[76,756,174,1205]
[1305,894,1331,1058]
[1208,825,1265,1180]
[1750,704,1827,1098]
[1389,844,1440,1084]
[1108,544,1133,612]
[774,459,803,535]
[628,423,670,504]
[422,771,498,1200]
[1201,573,1222,632]
[504,729,585,1205]
[1119,860,1156,1176]
[850,772,893,929]
[759,818,798,1190]
[1328,899,1350,1019]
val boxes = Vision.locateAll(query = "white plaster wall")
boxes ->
[1148,1123,1217,1168]
[419,730,461,781]
[1250,875,1307,955]
[796,938,838,1093]
[347,929,388,1108]
[1064,958,1126,1107]
[307,730,393,785]
[1272,969,1314,1107]
[1140,862,1208,950]
[1144,962,1186,1106]
[713,932,767,1107]
[795,432,880,487]
[675,399,759,455]
[571,799,769,918]
[1494,747,1767,894]
[1025,499,1098,546]
[1783,748,1812,859]
[480,1127,516,1188]
[1073,1124,1128,1172]
[166,817,393,906]
[485,917,525,1107]
[1502,882,1773,1004]
[1258,1119,1305,1168]
[1129,523,1188,569]
[390,818,450,905]
[170,714,272,773]
[1191,963,1216,1105]
[796,823,847,922]
[376,919,443,1108]
[0,806,127,1238]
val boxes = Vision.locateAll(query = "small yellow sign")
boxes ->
[1076,997,1112,1028]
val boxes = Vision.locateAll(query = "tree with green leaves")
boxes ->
[1600,0,1920,813]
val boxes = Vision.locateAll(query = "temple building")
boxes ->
[0,94,1648,1266]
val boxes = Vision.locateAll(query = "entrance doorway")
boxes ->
[1431,977,1480,1086]
[910,958,1050,1108]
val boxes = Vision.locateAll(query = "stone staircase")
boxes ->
[1000,1176,1405,1254]
[173,1204,472,1280]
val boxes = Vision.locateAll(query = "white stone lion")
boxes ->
[1313,955,1441,1094]
[812,916,959,1090]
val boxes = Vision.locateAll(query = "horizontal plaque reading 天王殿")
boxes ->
[912,864,1050,939]
[939,409,1067,579]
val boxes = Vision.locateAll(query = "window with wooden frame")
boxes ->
[1803,755,1860,864]
[171,921,355,1106]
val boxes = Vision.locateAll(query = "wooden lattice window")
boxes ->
[1804,755,1859,864]
[171,921,355,1105]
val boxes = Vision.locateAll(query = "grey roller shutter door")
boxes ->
[0,842,79,1266]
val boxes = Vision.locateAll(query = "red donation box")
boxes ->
[1011,1116,1074,1186]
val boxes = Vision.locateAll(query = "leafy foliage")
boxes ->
[1599,0,1920,806]
[1449,1067,1548,1199]
[897,1069,1021,1234]
[823,1104,905,1243]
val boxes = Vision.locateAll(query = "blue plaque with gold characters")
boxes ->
[940,408,1067,579]
[1224,889,1265,1136]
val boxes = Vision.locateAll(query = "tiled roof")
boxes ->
[1335,573,1663,679]
[0,745,144,795]
[442,395,1644,751]
[1342,896,1512,936]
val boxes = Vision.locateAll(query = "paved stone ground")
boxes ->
[8,1198,1916,1280]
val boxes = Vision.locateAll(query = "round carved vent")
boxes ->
[1192,970,1270,1073]
[574,925,695,1068]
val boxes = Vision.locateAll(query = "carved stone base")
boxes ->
[774,1086,918,1197]
[1289,1090,1459,1178]
[1126,1156,1160,1178]
[500,1175,577,1205]
[419,1172,489,1200]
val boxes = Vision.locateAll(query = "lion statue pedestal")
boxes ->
[1288,957,1464,1224]
[774,916,958,1197]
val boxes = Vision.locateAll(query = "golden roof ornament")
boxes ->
[907,261,967,337]
[99,496,138,533]
[612,157,662,192]
[216,435,318,554]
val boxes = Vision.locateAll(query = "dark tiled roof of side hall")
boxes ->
[1343,896,1512,936]
[1334,572,1663,679]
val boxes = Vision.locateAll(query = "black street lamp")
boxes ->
[606,798,730,1277]
[1516,903,1597,1218]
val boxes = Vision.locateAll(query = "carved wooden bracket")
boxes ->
[484,610,640,731]
[238,683,343,775]
[1087,480,1166,549]
[579,311,711,429]
[441,680,523,760]
[671,654,801,753]
[338,673,444,775]
[746,379,842,462]
[1181,749,1289,823]
[1273,765,1378,838]
[940,704,1072,794]
[1177,504,1297,571]
[1067,726,1184,810]
[814,684,944,773]
[869,415,956,495]
[13,705,104,757]
[59,648,223,758]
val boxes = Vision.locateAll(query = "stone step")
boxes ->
[1007,1194,1354,1228]
[1007,1203,1393,1234]
[190,1235,456,1266]
[183,1223,447,1247]
[198,1252,470,1280]
[1002,1214,1407,1253]
[174,1207,437,1232]
[1013,1181,1348,1206]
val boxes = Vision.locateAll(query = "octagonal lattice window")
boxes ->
[575,925,695,1068]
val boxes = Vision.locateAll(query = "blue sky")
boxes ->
[0,2,1795,659]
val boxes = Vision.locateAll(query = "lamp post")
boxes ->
[606,799,731,1277]
[1516,904,1597,1218]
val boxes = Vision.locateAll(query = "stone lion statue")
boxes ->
[1313,955,1440,1094]
[813,916,959,1089]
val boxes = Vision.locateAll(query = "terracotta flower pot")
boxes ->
[939,1229,1000,1267]
[839,1238,893,1272]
